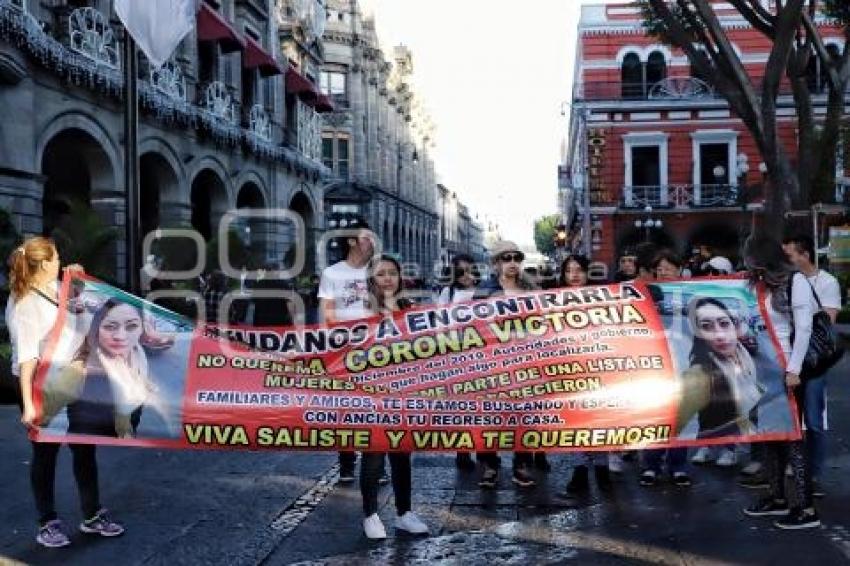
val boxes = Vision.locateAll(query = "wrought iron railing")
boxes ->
[0,1,331,175]
[574,77,848,103]
[622,184,739,209]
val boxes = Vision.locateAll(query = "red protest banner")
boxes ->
[32,274,800,451]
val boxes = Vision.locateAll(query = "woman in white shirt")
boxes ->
[741,236,820,530]
[6,237,124,548]
[436,254,479,471]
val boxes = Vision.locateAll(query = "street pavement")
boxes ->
[1,358,850,565]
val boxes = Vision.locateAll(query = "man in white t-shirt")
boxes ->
[318,223,375,482]
[782,234,843,495]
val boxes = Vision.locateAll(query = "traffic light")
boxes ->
[554,224,568,247]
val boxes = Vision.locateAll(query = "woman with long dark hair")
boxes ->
[741,236,820,529]
[437,254,479,470]
[680,297,762,438]
[42,300,170,439]
[437,254,478,306]
[561,254,613,494]
[359,255,429,540]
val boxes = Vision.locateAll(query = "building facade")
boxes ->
[0,0,448,286]
[315,0,440,276]
[0,0,341,284]
[437,184,486,267]
[563,3,849,268]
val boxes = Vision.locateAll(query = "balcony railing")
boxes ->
[575,77,850,103]
[622,184,740,209]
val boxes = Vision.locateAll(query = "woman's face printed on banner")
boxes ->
[373,259,401,298]
[564,259,588,288]
[694,302,738,358]
[98,303,144,359]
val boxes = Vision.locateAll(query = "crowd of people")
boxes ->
[4,224,843,546]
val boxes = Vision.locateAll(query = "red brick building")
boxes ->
[562,2,848,268]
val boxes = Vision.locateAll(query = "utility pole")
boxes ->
[580,104,592,259]
[124,34,141,294]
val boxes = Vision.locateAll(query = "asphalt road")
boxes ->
[1,356,849,565]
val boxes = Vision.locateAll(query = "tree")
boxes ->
[534,214,561,257]
[637,0,850,231]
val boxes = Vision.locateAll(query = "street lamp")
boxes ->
[634,205,662,242]
[560,99,593,259]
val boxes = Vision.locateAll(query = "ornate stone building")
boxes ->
[437,183,486,266]
[315,0,440,275]
[0,0,344,284]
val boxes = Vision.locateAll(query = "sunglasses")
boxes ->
[499,252,524,263]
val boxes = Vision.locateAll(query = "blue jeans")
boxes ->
[643,447,688,475]
[803,377,827,479]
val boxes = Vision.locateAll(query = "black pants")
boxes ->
[476,451,532,471]
[765,385,812,509]
[31,441,101,525]
[339,451,357,472]
[360,453,411,517]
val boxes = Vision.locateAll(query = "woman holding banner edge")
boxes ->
[359,254,430,540]
[741,236,820,530]
[5,237,124,548]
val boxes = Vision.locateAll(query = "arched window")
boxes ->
[621,52,643,100]
[646,51,667,89]
[806,51,820,93]
[690,48,710,83]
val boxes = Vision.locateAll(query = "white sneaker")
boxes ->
[715,448,738,467]
[741,461,762,476]
[363,513,387,539]
[607,453,624,473]
[691,447,713,464]
[395,511,429,535]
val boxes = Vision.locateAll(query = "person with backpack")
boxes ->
[742,236,820,529]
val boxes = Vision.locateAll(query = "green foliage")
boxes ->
[637,0,703,42]
[533,214,560,258]
[50,199,119,284]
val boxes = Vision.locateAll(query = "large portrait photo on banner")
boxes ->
[650,278,796,444]
[34,276,193,444]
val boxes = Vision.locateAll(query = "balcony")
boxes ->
[622,184,740,209]
[575,76,849,103]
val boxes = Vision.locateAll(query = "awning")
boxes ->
[197,3,245,53]
[315,93,335,113]
[243,36,283,76]
[285,66,319,101]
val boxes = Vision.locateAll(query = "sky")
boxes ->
[360,0,588,247]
